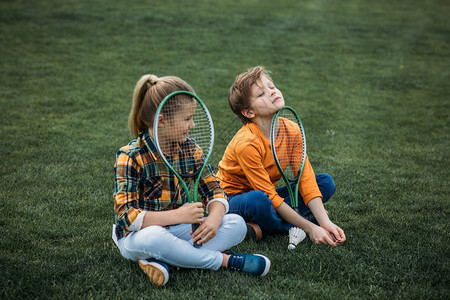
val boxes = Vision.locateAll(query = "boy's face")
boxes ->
[246,75,285,120]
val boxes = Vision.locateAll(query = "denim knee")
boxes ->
[316,173,336,202]
[247,191,272,215]
[229,190,274,222]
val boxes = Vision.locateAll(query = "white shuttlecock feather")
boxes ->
[288,227,306,250]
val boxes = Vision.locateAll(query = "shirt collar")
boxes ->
[139,128,159,160]
[140,128,192,161]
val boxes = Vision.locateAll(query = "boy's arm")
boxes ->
[298,155,323,207]
[276,202,340,246]
[308,198,346,244]
[234,143,286,207]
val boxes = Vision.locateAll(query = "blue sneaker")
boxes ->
[227,253,271,276]
[138,259,170,286]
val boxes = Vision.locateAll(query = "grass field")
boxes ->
[1,0,449,299]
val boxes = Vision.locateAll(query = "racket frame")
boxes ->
[153,90,214,247]
[270,106,306,213]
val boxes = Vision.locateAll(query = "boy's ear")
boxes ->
[241,109,255,119]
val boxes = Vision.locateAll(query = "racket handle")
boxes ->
[192,223,202,248]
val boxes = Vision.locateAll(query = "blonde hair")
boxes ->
[128,74,195,137]
[228,66,272,124]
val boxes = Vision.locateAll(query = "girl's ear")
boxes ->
[158,114,166,127]
[241,109,255,119]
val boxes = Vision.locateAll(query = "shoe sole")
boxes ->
[138,260,169,286]
[254,254,271,276]
[246,223,262,241]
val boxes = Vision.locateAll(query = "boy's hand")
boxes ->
[308,225,340,246]
[308,221,346,246]
[320,220,346,245]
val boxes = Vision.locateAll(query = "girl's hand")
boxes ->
[191,215,222,245]
[176,202,204,224]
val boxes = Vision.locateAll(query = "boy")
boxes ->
[217,66,346,246]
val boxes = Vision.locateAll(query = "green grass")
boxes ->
[1,0,449,299]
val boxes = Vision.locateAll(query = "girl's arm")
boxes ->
[193,162,228,244]
[192,201,226,245]
[114,152,143,232]
[141,202,204,227]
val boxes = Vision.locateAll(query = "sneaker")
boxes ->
[138,259,170,286]
[227,252,271,276]
[246,222,262,241]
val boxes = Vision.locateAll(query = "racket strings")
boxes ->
[190,103,213,168]
[273,112,304,182]
[156,98,213,178]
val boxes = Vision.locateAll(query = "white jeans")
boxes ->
[114,214,246,270]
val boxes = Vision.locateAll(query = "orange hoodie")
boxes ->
[217,122,322,209]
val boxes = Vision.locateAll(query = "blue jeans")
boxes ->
[228,173,336,235]
[115,214,246,270]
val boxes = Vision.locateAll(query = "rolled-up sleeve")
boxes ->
[298,154,322,206]
[114,152,143,231]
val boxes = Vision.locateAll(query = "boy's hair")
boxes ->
[129,74,195,137]
[228,66,272,124]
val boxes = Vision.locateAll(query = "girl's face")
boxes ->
[164,100,196,144]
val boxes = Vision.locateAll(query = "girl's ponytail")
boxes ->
[129,75,159,137]
[128,74,195,138]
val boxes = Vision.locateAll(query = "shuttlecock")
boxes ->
[288,227,306,250]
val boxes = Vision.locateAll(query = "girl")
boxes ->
[112,74,270,286]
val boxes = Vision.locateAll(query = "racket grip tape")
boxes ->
[192,223,202,248]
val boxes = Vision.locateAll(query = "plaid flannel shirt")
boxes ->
[114,129,226,239]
